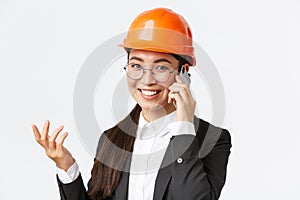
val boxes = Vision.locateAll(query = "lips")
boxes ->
[138,89,162,99]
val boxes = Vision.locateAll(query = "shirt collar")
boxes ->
[137,111,176,139]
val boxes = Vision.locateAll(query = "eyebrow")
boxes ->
[129,56,172,64]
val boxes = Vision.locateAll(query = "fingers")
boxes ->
[168,93,172,104]
[168,76,192,103]
[175,74,184,83]
[56,132,69,150]
[32,122,49,146]
[32,121,67,151]
[169,75,191,94]
[41,120,50,140]
[169,85,189,98]
[168,91,183,104]
[32,124,41,142]
[49,125,64,149]
[168,75,196,122]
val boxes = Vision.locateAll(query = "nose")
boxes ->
[140,69,157,84]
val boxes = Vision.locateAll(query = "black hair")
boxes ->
[169,53,190,72]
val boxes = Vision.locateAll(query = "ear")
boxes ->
[183,64,190,72]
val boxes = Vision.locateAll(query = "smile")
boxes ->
[138,89,162,99]
[141,89,160,96]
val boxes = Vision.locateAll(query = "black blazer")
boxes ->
[57,116,232,200]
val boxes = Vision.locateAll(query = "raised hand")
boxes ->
[168,75,196,123]
[32,120,75,171]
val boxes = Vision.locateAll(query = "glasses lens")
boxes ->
[152,65,172,82]
[125,63,143,80]
[152,71,170,82]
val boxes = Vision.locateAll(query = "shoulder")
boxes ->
[193,116,232,158]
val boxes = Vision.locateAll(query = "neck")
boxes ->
[141,103,176,122]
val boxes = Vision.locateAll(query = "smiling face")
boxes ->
[126,49,179,118]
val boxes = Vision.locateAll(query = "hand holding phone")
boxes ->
[168,65,196,122]
[169,64,192,108]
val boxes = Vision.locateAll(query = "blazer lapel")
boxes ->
[153,132,180,200]
[153,116,201,200]
[153,153,172,200]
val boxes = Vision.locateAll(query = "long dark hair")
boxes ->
[89,104,141,199]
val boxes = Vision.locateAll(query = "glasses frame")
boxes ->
[123,62,178,83]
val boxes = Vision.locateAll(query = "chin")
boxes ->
[139,101,162,110]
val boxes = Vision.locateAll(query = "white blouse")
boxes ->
[57,110,196,200]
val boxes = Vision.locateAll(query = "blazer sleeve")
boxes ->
[57,173,91,200]
[56,131,108,200]
[200,127,232,199]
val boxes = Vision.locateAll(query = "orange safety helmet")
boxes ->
[119,8,196,66]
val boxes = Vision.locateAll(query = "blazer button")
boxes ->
[177,158,183,164]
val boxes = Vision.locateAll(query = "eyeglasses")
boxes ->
[124,62,178,82]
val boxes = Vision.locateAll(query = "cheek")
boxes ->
[159,78,175,97]
[127,78,136,93]
[160,78,175,89]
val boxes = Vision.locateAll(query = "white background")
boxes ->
[1,0,299,199]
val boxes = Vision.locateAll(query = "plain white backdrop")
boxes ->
[1,0,299,199]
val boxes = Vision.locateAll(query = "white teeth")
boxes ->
[141,90,158,96]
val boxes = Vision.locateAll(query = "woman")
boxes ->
[32,7,231,200]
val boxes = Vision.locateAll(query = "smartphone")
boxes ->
[178,65,191,87]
